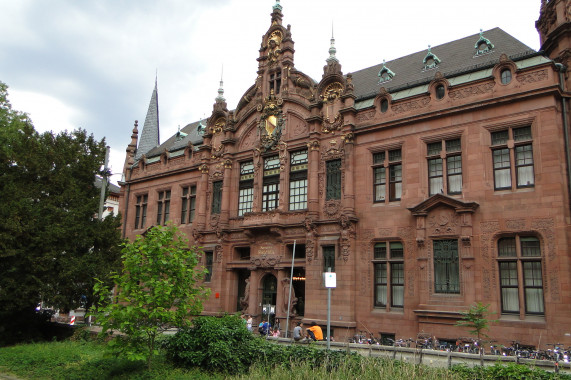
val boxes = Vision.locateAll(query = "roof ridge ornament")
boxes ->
[474,28,494,56]
[423,45,441,70]
[378,59,395,83]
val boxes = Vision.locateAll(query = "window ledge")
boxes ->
[372,308,404,315]
[497,314,546,328]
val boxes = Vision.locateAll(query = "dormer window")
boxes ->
[378,60,395,84]
[423,45,441,70]
[474,29,494,56]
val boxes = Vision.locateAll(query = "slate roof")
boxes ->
[143,118,207,158]
[136,81,160,159]
[351,28,537,101]
[137,28,541,161]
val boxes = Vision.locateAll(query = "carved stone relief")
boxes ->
[448,82,494,100]
[516,69,548,84]
[392,97,430,114]
[356,109,376,123]
[427,208,459,235]
[479,221,500,299]
[215,245,223,263]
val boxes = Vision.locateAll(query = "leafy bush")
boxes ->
[166,315,362,375]
[166,314,263,374]
[450,362,571,380]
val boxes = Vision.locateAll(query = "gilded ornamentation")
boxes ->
[210,117,225,135]
[307,140,320,151]
[199,164,209,174]
[211,144,224,159]
[258,92,284,151]
[267,30,283,65]
[322,113,343,133]
[320,82,344,101]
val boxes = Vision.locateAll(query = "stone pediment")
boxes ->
[407,194,478,216]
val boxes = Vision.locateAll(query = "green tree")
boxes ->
[455,302,497,365]
[0,81,122,343]
[93,224,210,369]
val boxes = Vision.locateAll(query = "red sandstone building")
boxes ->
[119,1,571,346]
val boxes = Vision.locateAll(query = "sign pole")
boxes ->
[285,240,296,338]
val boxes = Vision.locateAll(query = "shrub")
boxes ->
[166,314,263,374]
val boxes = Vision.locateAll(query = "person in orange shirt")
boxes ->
[306,322,323,341]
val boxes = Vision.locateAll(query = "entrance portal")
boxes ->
[261,274,277,327]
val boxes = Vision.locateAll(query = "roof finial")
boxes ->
[216,64,225,102]
[273,0,282,11]
[327,22,338,63]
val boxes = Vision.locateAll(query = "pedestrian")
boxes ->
[293,321,304,342]
[306,321,323,341]
[246,314,253,332]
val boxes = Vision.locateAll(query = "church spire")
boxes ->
[136,77,160,159]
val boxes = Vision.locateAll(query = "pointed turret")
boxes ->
[136,79,160,159]
[327,25,338,64]
[216,66,225,103]
[323,24,342,77]
[123,120,139,176]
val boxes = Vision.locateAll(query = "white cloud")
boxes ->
[8,89,82,134]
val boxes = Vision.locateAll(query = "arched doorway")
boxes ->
[261,274,277,327]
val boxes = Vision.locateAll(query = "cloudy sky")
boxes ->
[0,0,542,184]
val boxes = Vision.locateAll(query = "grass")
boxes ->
[1,339,569,380]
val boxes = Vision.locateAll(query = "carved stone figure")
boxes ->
[240,276,250,312]
[282,277,297,316]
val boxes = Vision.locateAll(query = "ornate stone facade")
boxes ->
[119,2,571,347]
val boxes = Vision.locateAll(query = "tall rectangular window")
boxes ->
[211,181,222,214]
[373,152,386,202]
[326,159,342,200]
[134,194,148,229]
[204,251,213,282]
[433,240,460,294]
[388,150,402,201]
[426,138,462,195]
[373,242,404,308]
[156,190,171,225]
[289,150,308,210]
[181,185,196,224]
[238,161,254,216]
[491,126,534,190]
[262,155,280,211]
[323,246,335,272]
[270,72,281,95]
[498,236,544,315]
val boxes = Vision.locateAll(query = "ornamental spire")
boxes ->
[273,0,282,11]
[215,65,225,102]
[327,23,338,63]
